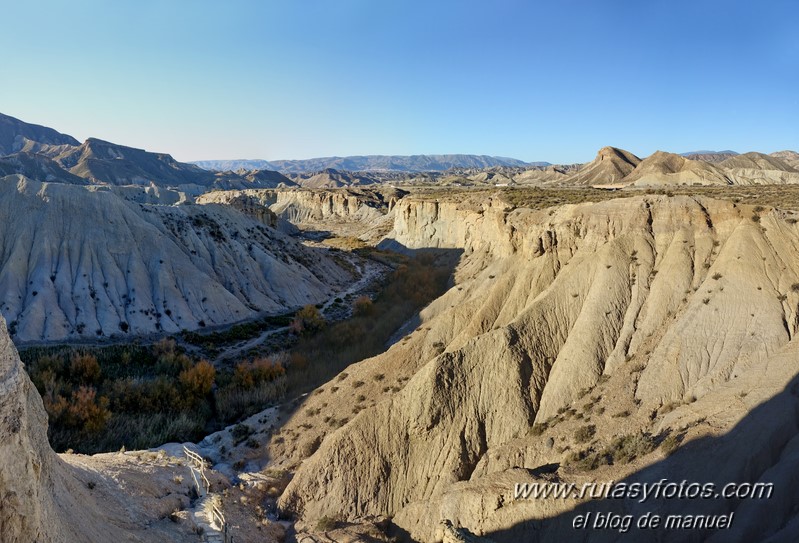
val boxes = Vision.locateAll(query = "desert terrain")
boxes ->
[2,112,799,543]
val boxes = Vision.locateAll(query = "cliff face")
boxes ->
[278,194,799,542]
[199,187,405,239]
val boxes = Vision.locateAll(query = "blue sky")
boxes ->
[0,0,796,163]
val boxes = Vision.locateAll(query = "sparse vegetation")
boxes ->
[23,251,452,454]
[280,252,451,397]
[574,424,596,444]
[569,431,658,471]
[529,422,548,436]
[661,433,681,455]
[659,401,681,415]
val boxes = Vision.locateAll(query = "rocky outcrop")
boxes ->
[288,168,380,189]
[771,150,799,169]
[0,314,63,542]
[623,151,731,186]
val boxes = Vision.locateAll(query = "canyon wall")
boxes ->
[279,193,799,542]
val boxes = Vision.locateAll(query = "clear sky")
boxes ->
[0,0,796,163]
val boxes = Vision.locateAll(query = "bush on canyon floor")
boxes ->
[290,305,327,336]
[24,341,218,452]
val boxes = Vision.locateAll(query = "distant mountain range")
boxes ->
[192,159,278,172]
[679,150,740,163]
[1,111,798,190]
[193,155,547,173]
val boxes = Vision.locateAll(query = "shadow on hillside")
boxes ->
[260,242,463,443]
[258,243,464,535]
[478,374,799,543]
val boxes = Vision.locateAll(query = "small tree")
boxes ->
[290,305,326,336]
[68,386,111,434]
[352,295,374,316]
[70,353,101,385]
[179,360,216,399]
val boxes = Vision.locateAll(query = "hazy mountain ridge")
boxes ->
[192,159,278,171]
[193,154,538,173]
[680,150,739,163]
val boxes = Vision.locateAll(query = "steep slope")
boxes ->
[242,169,296,188]
[197,186,404,240]
[0,175,354,342]
[0,113,79,156]
[561,147,641,186]
[275,192,799,542]
[623,150,730,186]
[0,313,67,542]
[206,169,298,191]
[720,151,796,171]
[466,170,515,185]
[513,165,570,185]
[719,152,799,184]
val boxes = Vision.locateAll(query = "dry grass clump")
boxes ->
[661,433,682,455]
[574,425,596,444]
[569,431,658,471]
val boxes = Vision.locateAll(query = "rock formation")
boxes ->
[771,150,799,169]
[0,313,64,542]
[563,146,641,186]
